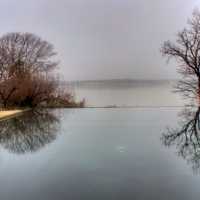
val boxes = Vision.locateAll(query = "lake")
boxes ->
[0,81,199,200]
[67,80,185,107]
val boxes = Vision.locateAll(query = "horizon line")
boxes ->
[64,78,179,83]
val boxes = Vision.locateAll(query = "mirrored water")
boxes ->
[0,107,200,200]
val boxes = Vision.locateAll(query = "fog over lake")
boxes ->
[67,80,186,107]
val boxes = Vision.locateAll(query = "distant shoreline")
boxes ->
[50,105,195,109]
[64,79,178,85]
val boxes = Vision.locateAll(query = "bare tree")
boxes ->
[161,9,200,100]
[0,32,83,108]
[0,32,57,77]
[0,32,58,108]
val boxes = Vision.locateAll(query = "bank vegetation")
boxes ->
[0,32,84,109]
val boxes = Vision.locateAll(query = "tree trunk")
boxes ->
[198,79,200,105]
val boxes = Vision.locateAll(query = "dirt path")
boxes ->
[0,110,24,120]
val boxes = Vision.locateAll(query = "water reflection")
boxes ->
[162,106,200,173]
[0,110,60,154]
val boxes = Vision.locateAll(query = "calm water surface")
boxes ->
[0,107,200,200]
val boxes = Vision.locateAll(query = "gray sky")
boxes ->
[0,0,199,80]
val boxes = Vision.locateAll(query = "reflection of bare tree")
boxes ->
[162,106,200,173]
[174,78,198,100]
[0,110,60,154]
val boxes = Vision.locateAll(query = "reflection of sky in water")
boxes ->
[0,108,199,199]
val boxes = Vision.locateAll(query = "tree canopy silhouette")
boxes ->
[0,32,82,108]
[0,32,58,107]
[0,32,57,76]
[161,9,200,100]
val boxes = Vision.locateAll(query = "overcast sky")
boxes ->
[0,0,199,80]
